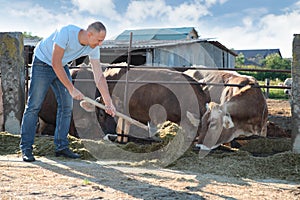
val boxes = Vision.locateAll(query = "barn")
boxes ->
[100,27,237,68]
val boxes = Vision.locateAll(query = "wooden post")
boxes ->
[292,34,300,153]
[265,78,270,98]
[0,32,25,134]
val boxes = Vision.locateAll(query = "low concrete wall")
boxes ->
[0,32,25,134]
[292,34,300,153]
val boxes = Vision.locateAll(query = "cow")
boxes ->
[283,78,292,97]
[184,69,268,150]
[37,65,114,139]
[83,67,210,143]
[38,64,210,144]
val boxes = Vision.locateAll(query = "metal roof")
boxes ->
[234,49,282,58]
[115,27,198,41]
[24,38,40,46]
[101,38,237,56]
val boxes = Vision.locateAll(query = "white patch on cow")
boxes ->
[222,113,234,129]
[195,144,211,151]
[80,100,95,112]
[103,134,117,142]
[283,78,292,95]
[186,111,200,127]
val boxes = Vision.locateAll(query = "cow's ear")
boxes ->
[186,111,200,127]
[80,100,95,112]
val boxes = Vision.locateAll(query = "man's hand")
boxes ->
[69,87,84,100]
[105,104,116,117]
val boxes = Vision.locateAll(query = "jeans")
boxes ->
[20,56,73,152]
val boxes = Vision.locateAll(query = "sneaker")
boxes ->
[22,150,36,162]
[55,148,80,159]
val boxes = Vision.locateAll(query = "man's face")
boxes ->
[88,30,106,48]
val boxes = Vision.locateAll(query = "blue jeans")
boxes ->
[20,57,73,152]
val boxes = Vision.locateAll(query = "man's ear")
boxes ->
[80,100,95,112]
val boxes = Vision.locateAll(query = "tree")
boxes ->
[235,53,245,66]
[23,32,42,40]
[263,53,291,70]
[262,53,291,80]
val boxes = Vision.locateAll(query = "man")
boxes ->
[20,21,116,162]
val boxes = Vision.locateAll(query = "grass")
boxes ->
[258,80,289,100]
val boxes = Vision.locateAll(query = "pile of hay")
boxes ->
[120,121,180,153]
[0,132,95,160]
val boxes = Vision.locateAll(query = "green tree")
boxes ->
[263,53,291,70]
[235,53,245,66]
[23,31,42,40]
[262,53,291,80]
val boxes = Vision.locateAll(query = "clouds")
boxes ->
[71,0,122,21]
[202,1,300,58]
[0,0,299,57]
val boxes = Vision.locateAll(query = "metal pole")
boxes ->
[124,32,132,114]
[117,32,133,143]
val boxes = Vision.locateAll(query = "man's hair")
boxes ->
[87,21,106,33]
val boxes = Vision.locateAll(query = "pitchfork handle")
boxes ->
[82,96,149,131]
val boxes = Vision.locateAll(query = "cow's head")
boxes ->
[80,96,117,135]
[188,102,235,150]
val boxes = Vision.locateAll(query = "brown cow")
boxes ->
[83,67,210,142]
[39,65,210,144]
[37,65,116,139]
[184,69,268,150]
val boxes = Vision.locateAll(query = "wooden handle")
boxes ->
[82,96,148,131]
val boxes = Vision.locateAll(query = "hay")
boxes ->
[0,132,96,160]
[1,127,300,183]
[120,121,180,153]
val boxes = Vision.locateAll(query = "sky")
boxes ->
[0,0,299,58]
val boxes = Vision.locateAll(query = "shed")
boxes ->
[100,38,237,68]
[101,26,236,68]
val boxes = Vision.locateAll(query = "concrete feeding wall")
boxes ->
[0,32,25,134]
[292,34,300,153]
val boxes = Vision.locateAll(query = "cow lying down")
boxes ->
[38,64,210,144]
[185,69,268,150]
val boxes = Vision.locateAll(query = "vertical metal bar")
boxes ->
[123,32,132,114]
[118,32,132,143]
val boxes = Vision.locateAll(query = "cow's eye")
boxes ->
[99,110,105,118]
[208,119,218,129]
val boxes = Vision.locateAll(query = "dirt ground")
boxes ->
[1,99,300,200]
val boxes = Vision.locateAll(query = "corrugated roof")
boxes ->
[102,38,206,49]
[115,27,198,41]
[24,38,41,46]
[101,38,237,56]
[234,49,282,58]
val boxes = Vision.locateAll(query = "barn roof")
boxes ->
[234,49,282,58]
[101,38,237,56]
[115,27,199,41]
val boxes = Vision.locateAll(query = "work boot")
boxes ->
[55,148,80,159]
[22,150,36,162]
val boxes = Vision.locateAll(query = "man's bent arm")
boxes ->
[90,58,115,116]
[52,44,83,100]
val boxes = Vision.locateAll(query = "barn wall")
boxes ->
[292,34,300,153]
[152,42,235,68]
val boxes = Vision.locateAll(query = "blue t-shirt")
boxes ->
[34,24,100,66]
